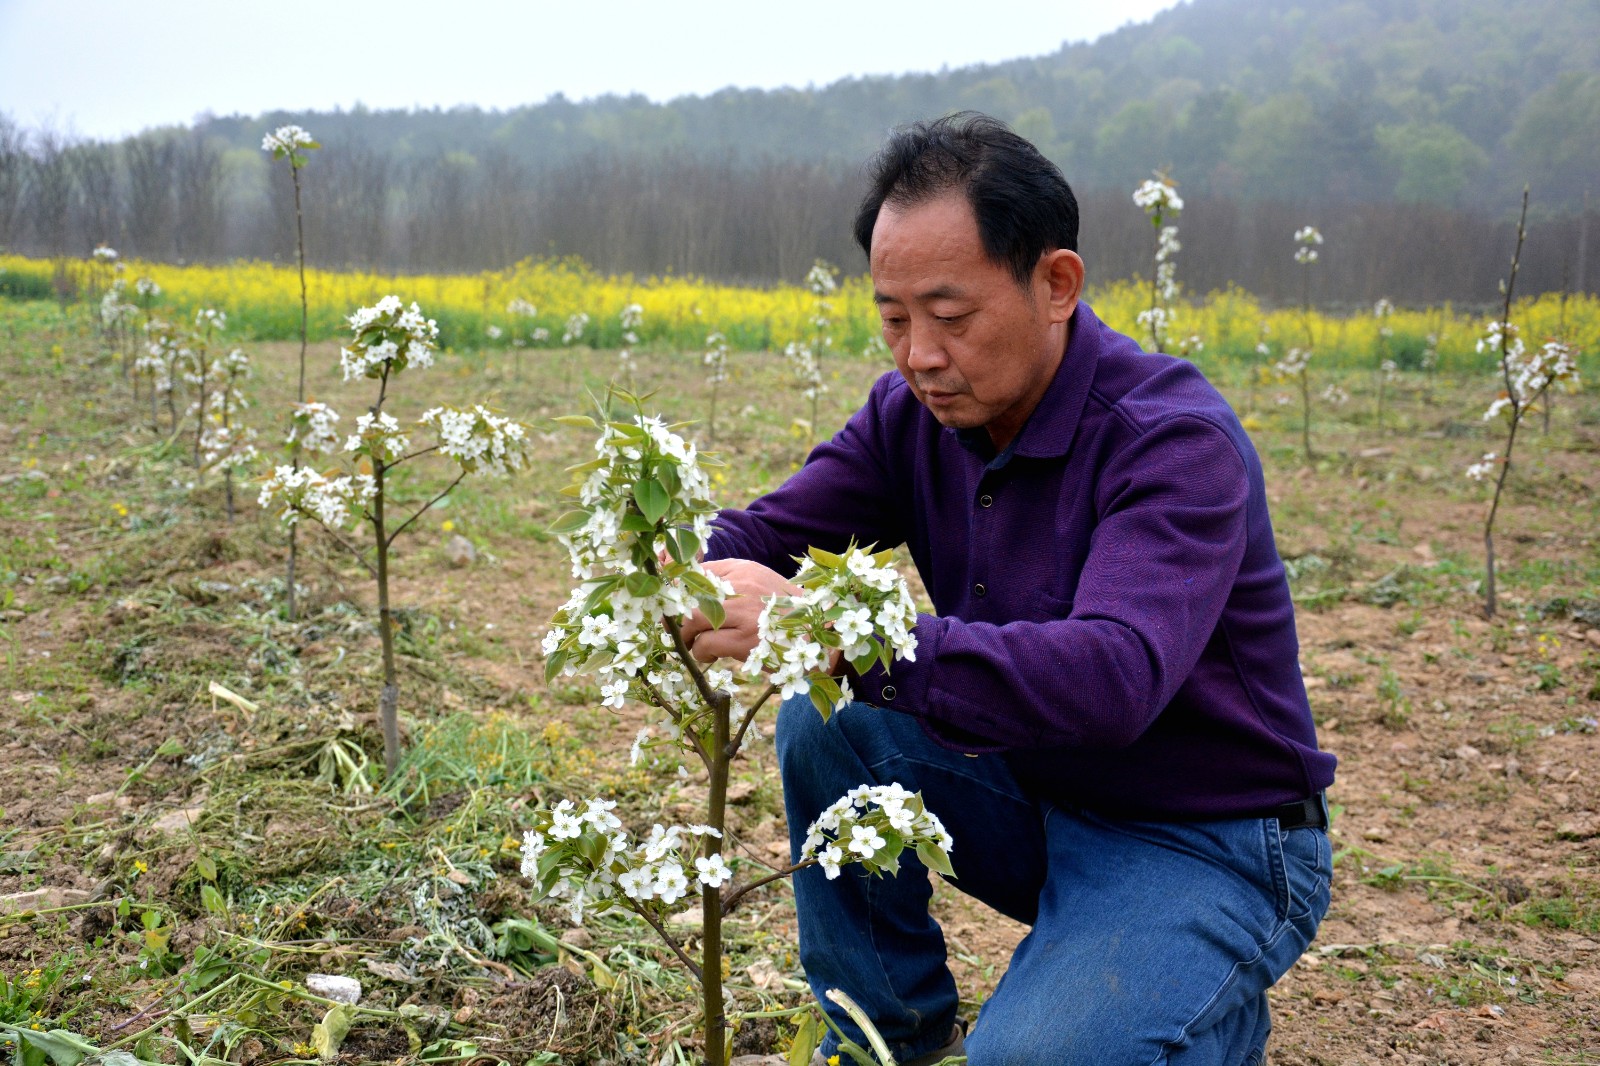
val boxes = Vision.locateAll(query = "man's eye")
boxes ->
[934,312,967,324]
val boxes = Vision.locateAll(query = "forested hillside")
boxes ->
[2,0,1595,298]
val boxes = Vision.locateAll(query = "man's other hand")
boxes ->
[677,559,801,663]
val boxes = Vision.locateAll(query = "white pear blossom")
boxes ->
[287,401,341,455]
[563,312,590,345]
[695,854,733,888]
[259,466,375,529]
[1465,453,1497,481]
[704,331,729,387]
[1276,347,1311,377]
[799,782,954,881]
[1293,225,1323,264]
[344,411,409,462]
[419,404,531,476]
[340,296,439,381]
[262,124,317,157]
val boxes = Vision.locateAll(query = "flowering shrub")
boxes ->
[260,297,530,773]
[617,302,643,378]
[1133,173,1185,353]
[263,123,320,619]
[703,330,730,441]
[531,400,944,1066]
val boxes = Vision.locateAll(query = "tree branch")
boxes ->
[726,682,779,763]
[721,859,816,915]
[627,900,703,984]
[385,471,466,547]
[300,514,378,577]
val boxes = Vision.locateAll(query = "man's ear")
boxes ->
[1038,249,1084,325]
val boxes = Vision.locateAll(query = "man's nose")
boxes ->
[905,321,947,371]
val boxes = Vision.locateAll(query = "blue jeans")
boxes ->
[776,696,1333,1066]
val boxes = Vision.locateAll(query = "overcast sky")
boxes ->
[0,0,1184,141]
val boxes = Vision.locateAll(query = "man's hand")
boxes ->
[677,559,801,663]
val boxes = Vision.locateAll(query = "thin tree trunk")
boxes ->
[374,459,400,777]
[288,161,310,622]
[702,692,732,1066]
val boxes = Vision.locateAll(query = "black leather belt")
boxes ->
[1270,792,1329,830]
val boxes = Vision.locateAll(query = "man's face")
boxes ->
[870,192,1080,450]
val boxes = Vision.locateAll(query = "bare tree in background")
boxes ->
[68,142,120,252]
[29,127,74,256]
[0,116,27,249]
[124,135,177,259]
[174,135,225,262]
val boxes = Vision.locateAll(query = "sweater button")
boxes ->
[880,685,896,701]
[973,582,986,597]
[979,494,994,508]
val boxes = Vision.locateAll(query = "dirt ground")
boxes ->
[2,318,1598,1064]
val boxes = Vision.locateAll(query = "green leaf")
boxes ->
[619,512,655,533]
[849,651,878,676]
[807,546,845,569]
[916,841,955,877]
[200,884,227,917]
[7,1029,97,1066]
[788,1013,820,1066]
[624,572,662,598]
[547,509,591,535]
[809,686,832,722]
[676,527,701,560]
[543,648,568,684]
[195,855,217,882]
[553,414,599,428]
[698,596,726,630]
[632,478,669,525]
[312,1005,355,1059]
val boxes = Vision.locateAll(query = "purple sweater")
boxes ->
[708,302,1335,820]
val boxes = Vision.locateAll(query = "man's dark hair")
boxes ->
[853,111,1078,287]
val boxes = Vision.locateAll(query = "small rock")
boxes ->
[745,957,787,992]
[1362,827,1390,842]
[42,575,71,593]
[306,973,362,1005]
[1555,819,1597,840]
[1455,745,1482,761]
[1586,629,1600,649]
[364,959,424,984]
[0,887,91,915]
[563,927,593,949]
[145,806,205,835]
[444,534,476,568]
[1505,758,1521,778]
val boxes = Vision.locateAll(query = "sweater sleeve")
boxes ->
[705,374,910,573]
[851,414,1250,752]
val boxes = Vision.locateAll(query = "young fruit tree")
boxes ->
[260,297,531,775]
[531,402,950,1066]
[262,123,320,620]
[1466,189,1580,617]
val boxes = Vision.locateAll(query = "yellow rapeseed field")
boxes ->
[3,252,1594,374]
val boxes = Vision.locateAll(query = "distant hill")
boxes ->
[188,0,1600,213]
[3,0,1595,297]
